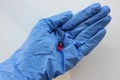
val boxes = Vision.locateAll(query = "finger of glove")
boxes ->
[61,3,101,31]
[68,6,110,38]
[78,29,106,56]
[45,11,73,32]
[74,15,111,48]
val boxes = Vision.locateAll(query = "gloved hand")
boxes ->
[0,3,111,80]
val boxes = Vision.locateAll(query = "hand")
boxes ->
[0,3,111,80]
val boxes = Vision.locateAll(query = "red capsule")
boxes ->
[57,41,64,51]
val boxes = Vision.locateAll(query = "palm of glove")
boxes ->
[11,3,111,79]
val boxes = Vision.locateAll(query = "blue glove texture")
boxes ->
[0,3,111,80]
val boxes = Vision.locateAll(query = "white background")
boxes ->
[0,0,119,80]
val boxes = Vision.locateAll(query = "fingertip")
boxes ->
[105,15,112,24]
[61,11,73,19]
[91,3,101,12]
[49,11,73,21]
[104,6,111,12]
[94,29,106,41]
[102,6,111,14]
[99,29,106,40]
[45,11,73,31]
[92,2,101,5]
[102,15,111,26]
[92,2,101,9]
[107,15,112,21]
[100,29,106,35]
[65,11,73,16]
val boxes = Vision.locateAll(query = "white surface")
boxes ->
[0,0,119,80]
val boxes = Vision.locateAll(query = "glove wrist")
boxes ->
[9,48,52,80]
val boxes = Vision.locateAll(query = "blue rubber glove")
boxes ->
[0,3,111,80]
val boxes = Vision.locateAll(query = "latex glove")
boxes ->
[0,3,111,80]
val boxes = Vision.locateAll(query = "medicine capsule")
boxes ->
[57,41,64,51]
